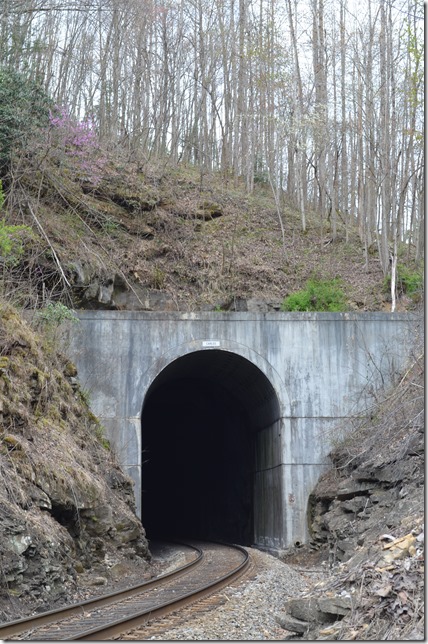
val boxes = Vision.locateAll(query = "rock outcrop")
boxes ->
[0,301,150,622]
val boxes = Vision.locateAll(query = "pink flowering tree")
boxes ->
[48,107,107,186]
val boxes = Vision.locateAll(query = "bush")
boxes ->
[35,302,79,327]
[48,106,107,185]
[0,68,52,170]
[0,218,33,266]
[0,177,35,266]
[281,278,348,312]
[384,264,424,297]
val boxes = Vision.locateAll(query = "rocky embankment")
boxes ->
[278,348,424,640]
[0,301,150,622]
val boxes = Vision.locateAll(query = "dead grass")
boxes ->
[3,154,418,312]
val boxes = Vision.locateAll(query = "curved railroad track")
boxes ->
[0,541,250,641]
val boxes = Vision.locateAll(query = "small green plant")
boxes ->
[101,218,119,234]
[151,266,166,289]
[95,423,110,450]
[384,264,424,297]
[36,301,79,327]
[281,278,348,312]
[79,387,91,406]
[0,219,32,266]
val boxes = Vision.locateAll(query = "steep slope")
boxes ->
[4,157,422,313]
[0,301,150,622]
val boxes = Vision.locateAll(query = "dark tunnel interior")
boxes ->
[141,350,280,545]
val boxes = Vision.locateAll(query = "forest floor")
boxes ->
[4,158,422,313]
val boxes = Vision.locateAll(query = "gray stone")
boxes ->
[29,485,52,510]
[110,562,132,578]
[335,537,358,561]
[98,283,114,304]
[112,287,177,311]
[90,576,108,586]
[6,534,33,556]
[358,460,418,484]
[318,595,352,616]
[246,298,271,312]
[336,479,374,499]
[69,261,94,285]
[83,282,100,301]
[81,505,113,536]
[342,496,370,513]
[283,594,352,629]
[284,598,328,624]
[276,612,309,634]
[116,524,141,543]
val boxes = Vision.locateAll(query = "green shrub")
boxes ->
[281,278,347,312]
[35,302,79,327]
[0,218,33,266]
[95,423,110,450]
[384,264,424,297]
[34,302,79,347]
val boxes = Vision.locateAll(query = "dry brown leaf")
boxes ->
[375,584,393,597]
[382,533,415,551]
[398,590,408,603]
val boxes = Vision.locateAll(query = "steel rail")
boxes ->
[0,542,250,641]
[0,541,202,640]
[74,542,250,641]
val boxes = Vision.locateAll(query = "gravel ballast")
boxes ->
[130,547,326,641]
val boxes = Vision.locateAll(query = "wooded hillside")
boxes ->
[0,0,423,315]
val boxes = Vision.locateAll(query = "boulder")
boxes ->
[284,597,330,623]
[80,505,113,536]
[278,593,353,635]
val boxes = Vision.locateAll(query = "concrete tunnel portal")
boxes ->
[141,349,282,546]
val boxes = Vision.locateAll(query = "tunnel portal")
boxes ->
[141,349,281,545]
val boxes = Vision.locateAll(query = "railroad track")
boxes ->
[0,541,250,641]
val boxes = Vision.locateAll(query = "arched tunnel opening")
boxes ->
[141,349,281,546]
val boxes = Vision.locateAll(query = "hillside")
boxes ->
[2,155,423,314]
[279,322,424,640]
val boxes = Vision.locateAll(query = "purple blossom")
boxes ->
[48,106,106,185]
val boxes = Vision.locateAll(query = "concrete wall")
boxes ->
[66,311,417,550]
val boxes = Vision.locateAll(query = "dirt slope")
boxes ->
[4,158,421,313]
